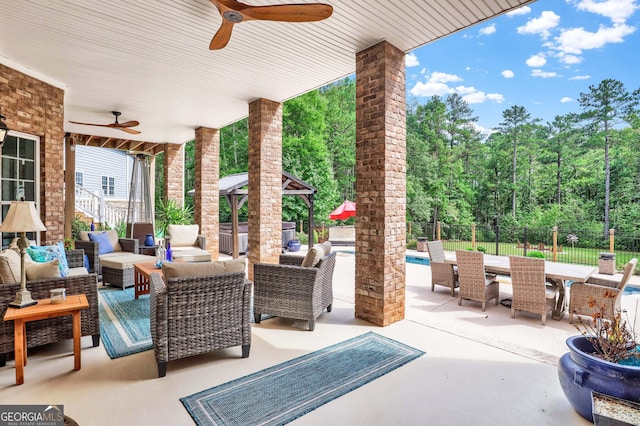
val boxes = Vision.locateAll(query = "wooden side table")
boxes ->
[134,262,163,299]
[3,294,89,385]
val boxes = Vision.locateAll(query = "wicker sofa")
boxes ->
[253,248,336,331]
[150,261,251,377]
[75,230,155,289]
[0,249,100,367]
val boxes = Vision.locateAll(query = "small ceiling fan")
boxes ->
[69,111,141,135]
[208,0,333,50]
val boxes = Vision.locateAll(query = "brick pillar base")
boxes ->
[247,98,283,280]
[195,127,220,260]
[354,41,407,326]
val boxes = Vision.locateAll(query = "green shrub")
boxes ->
[155,198,194,237]
[407,238,417,250]
[527,251,545,258]
[477,246,487,253]
[71,216,90,240]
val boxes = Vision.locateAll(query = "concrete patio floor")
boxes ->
[2,248,636,425]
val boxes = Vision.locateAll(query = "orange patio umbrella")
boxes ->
[329,200,356,220]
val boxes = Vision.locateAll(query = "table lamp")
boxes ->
[0,201,47,308]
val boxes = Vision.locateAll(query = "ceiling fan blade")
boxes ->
[114,120,140,127]
[210,19,235,50]
[119,127,141,135]
[69,121,111,128]
[242,4,333,22]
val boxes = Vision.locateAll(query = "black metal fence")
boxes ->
[409,222,639,268]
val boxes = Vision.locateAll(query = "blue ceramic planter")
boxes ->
[144,234,155,247]
[287,239,301,252]
[558,335,640,421]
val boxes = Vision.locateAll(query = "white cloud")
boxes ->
[531,69,558,78]
[560,97,573,103]
[465,66,472,71]
[559,53,583,64]
[553,23,636,55]
[479,24,496,36]
[569,74,591,80]
[517,11,560,38]
[409,72,504,105]
[575,0,639,24]
[502,70,515,78]
[526,53,547,67]
[507,6,531,16]
[405,53,419,67]
[420,67,427,74]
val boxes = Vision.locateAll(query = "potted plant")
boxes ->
[557,294,640,421]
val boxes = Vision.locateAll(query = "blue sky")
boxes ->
[405,0,640,133]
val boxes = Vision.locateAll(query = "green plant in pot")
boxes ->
[558,294,640,422]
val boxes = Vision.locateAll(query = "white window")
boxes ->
[102,176,115,196]
[75,171,83,187]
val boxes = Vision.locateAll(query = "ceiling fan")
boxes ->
[209,0,333,50]
[69,111,141,135]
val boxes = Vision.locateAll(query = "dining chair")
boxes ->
[569,257,637,324]
[426,241,458,296]
[455,250,499,311]
[508,255,559,325]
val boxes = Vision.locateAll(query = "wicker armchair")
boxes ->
[455,250,500,311]
[150,271,251,377]
[426,241,458,296]
[569,258,637,324]
[0,249,100,367]
[508,255,559,325]
[253,251,336,331]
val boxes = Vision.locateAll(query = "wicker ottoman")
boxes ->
[100,253,156,289]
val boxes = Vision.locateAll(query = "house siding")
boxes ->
[75,145,132,199]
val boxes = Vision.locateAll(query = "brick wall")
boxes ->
[0,64,65,244]
[247,98,282,280]
[194,127,219,259]
[163,143,184,205]
[354,41,407,326]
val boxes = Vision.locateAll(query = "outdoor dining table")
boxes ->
[445,253,597,320]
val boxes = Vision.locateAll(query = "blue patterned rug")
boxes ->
[98,287,152,359]
[180,332,424,425]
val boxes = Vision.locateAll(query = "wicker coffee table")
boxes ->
[133,262,163,299]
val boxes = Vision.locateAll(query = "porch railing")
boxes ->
[75,186,127,228]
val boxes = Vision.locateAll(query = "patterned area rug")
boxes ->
[180,332,424,425]
[98,287,152,359]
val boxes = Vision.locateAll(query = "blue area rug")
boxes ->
[181,332,424,425]
[98,287,152,359]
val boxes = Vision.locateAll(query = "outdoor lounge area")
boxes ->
[2,248,638,424]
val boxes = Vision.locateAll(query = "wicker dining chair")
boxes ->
[455,250,499,311]
[508,255,559,325]
[426,241,458,296]
[569,258,637,324]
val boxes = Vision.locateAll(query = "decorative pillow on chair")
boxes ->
[167,224,199,247]
[26,242,70,277]
[26,259,61,280]
[88,232,114,255]
[0,249,21,284]
[301,244,325,268]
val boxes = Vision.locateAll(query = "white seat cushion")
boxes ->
[171,247,212,262]
[100,254,156,270]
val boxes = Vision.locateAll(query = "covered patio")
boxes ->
[0,0,535,327]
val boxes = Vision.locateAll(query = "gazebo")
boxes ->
[189,171,317,258]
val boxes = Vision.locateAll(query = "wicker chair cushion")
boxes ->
[321,241,332,254]
[167,224,199,247]
[26,242,70,277]
[26,259,61,280]
[99,253,155,270]
[162,258,246,282]
[0,249,21,284]
[170,247,212,262]
[80,230,122,252]
[301,245,325,267]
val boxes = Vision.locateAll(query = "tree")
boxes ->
[578,79,640,237]
[497,105,532,219]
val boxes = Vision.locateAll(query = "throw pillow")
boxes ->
[0,249,21,284]
[321,241,332,255]
[26,244,70,277]
[88,232,114,255]
[26,259,61,280]
[162,258,246,283]
[301,244,325,268]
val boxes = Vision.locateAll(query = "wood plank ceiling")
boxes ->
[0,0,535,152]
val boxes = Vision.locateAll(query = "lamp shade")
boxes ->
[0,201,47,233]
[0,116,8,144]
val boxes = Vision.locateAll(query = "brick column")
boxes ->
[194,127,219,260]
[163,144,184,205]
[354,41,407,326]
[247,98,282,280]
